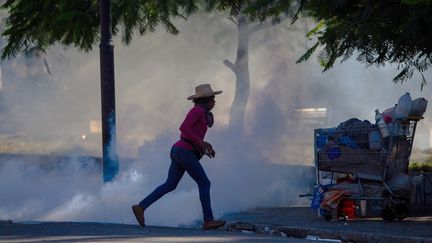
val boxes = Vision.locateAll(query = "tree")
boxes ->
[0,0,293,135]
[223,13,293,132]
[203,1,297,132]
[0,1,246,59]
[1,0,197,58]
[1,0,207,182]
[248,0,432,88]
[0,0,245,181]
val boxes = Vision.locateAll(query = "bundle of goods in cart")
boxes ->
[375,93,428,138]
[311,93,428,221]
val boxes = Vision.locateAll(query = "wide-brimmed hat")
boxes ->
[187,84,223,100]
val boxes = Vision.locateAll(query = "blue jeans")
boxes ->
[139,146,214,222]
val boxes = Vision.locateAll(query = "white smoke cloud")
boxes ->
[0,12,431,226]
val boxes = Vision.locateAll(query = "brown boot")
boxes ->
[203,219,226,230]
[131,204,145,227]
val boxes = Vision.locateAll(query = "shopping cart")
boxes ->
[313,117,423,221]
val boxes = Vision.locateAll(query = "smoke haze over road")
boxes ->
[0,13,430,226]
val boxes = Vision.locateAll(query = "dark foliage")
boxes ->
[1,0,203,59]
[248,0,432,87]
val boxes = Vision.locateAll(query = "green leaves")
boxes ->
[243,0,432,87]
[402,0,432,5]
[301,0,432,86]
[1,0,99,59]
[3,0,432,89]
[305,21,324,38]
[1,0,257,59]
[1,0,204,59]
[296,42,318,64]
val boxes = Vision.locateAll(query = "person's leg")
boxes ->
[176,149,214,222]
[138,149,185,210]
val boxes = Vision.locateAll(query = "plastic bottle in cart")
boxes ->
[375,109,390,138]
[395,92,412,119]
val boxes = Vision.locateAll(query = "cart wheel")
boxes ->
[381,205,396,222]
[381,203,409,222]
[394,203,409,221]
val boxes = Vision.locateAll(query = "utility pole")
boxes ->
[99,0,119,182]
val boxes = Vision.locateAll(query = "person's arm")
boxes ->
[180,108,216,158]
[179,107,204,145]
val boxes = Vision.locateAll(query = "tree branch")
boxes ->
[251,14,289,33]
[43,58,53,77]
[227,16,238,25]
[223,59,236,72]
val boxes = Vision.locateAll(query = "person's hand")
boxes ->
[198,141,216,158]
[203,141,216,158]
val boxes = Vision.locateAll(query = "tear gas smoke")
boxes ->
[0,13,430,226]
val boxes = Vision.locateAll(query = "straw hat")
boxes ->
[187,84,223,100]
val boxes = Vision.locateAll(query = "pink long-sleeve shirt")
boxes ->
[173,105,208,150]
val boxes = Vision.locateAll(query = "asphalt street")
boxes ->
[1,206,432,243]
[0,221,310,243]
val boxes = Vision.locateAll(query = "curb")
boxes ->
[226,221,432,243]
[276,226,432,243]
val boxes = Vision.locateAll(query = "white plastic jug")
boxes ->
[394,93,412,119]
[382,106,395,123]
[375,109,390,138]
[409,98,428,117]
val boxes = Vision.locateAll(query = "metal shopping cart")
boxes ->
[313,117,423,221]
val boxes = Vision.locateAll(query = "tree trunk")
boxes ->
[224,15,251,133]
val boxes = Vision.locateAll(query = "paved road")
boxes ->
[0,221,310,243]
[2,206,432,243]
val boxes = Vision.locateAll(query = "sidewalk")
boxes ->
[223,206,432,243]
